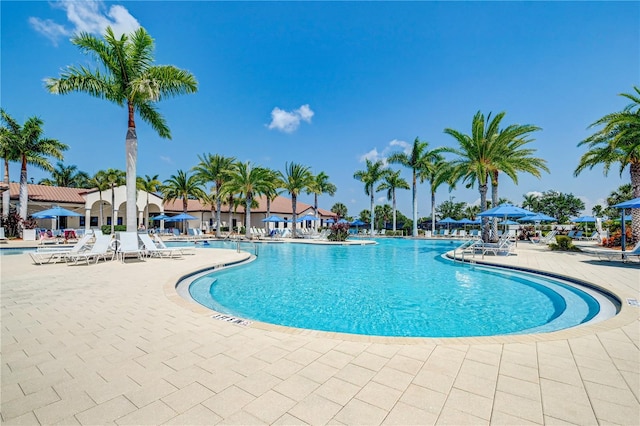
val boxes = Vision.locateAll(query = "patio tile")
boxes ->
[493,390,544,423]
[382,401,437,425]
[334,398,387,425]
[436,406,489,425]
[355,381,402,411]
[161,381,215,413]
[443,388,493,420]
[1,386,60,420]
[314,377,361,406]
[273,374,320,401]
[242,390,296,424]
[115,400,177,425]
[236,370,282,397]
[298,361,339,384]
[74,395,137,424]
[202,385,255,418]
[33,392,95,425]
[334,363,376,387]
[289,393,342,425]
[162,403,222,425]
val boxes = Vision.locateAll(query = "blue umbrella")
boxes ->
[613,197,640,208]
[337,219,349,224]
[166,213,197,221]
[151,214,171,221]
[32,206,82,231]
[477,204,530,218]
[518,213,557,222]
[350,219,366,226]
[262,215,284,222]
[32,206,82,218]
[325,218,336,224]
[572,216,596,223]
[457,218,475,225]
[438,217,457,223]
[499,220,520,225]
[297,214,319,222]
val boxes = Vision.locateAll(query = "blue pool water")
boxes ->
[184,239,608,338]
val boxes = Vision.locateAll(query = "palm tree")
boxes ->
[1,112,67,221]
[161,170,206,234]
[88,170,111,227]
[354,159,388,236]
[136,174,162,228]
[417,153,449,235]
[224,162,273,239]
[38,162,90,188]
[104,169,125,234]
[279,162,313,238]
[46,26,198,232]
[307,171,337,228]
[575,86,640,243]
[331,202,348,220]
[377,169,409,232]
[0,110,20,217]
[388,137,443,237]
[262,168,282,233]
[522,193,541,212]
[192,153,236,238]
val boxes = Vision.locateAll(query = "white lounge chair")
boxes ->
[29,233,93,265]
[154,235,196,255]
[65,234,114,265]
[591,241,640,262]
[0,226,7,243]
[117,232,145,263]
[139,234,182,258]
[529,230,557,245]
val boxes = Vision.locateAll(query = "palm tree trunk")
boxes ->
[215,191,222,238]
[431,189,436,236]
[370,192,375,236]
[392,190,397,232]
[265,197,272,233]
[98,191,104,227]
[125,104,138,232]
[145,193,150,229]
[2,158,9,217]
[630,162,640,243]
[480,183,489,242]
[111,186,116,235]
[412,170,418,237]
[491,171,499,242]
[19,155,28,222]
[183,198,188,234]
[228,195,233,235]
[292,195,298,237]
[314,193,319,231]
[245,194,252,239]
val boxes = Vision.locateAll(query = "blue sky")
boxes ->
[2,1,638,218]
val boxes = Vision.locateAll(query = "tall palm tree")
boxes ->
[223,162,273,239]
[522,193,541,212]
[0,110,20,217]
[192,153,236,238]
[279,162,313,237]
[136,174,162,228]
[417,153,449,235]
[575,86,640,243]
[388,137,443,237]
[354,159,388,236]
[307,171,336,229]
[38,162,90,188]
[444,111,507,242]
[1,113,67,221]
[161,170,206,234]
[262,168,282,233]
[104,168,125,234]
[377,169,409,232]
[46,26,198,232]
[88,170,111,227]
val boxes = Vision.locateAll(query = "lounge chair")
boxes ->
[154,234,195,255]
[591,241,640,262]
[139,234,182,258]
[580,231,600,241]
[117,231,145,263]
[65,234,114,265]
[29,233,94,265]
[529,230,557,245]
[0,226,7,243]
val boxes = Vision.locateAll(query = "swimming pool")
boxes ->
[183,239,617,338]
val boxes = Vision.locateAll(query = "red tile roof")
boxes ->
[9,183,87,203]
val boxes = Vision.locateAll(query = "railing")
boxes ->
[453,239,479,263]
[236,240,259,256]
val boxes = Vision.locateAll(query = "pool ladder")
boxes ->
[235,240,259,256]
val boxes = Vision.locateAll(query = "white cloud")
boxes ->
[30,0,140,45]
[160,155,173,164]
[267,104,314,133]
[357,138,410,164]
[525,191,543,198]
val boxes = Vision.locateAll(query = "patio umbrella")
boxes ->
[498,220,520,225]
[32,206,82,231]
[262,215,284,222]
[297,214,319,222]
[325,218,336,224]
[166,212,197,233]
[612,197,640,209]
[518,213,557,222]
[478,204,530,242]
[573,215,596,234]
[437,217,457,230]
[151,214,171,221]
[350,219,366,226]
[337,219,349,224]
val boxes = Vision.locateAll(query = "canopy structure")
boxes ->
[32,206,82,231]
[612,197,640,209]
[477,204,531,218]
[262,215,285,223]
[297,214,319,222]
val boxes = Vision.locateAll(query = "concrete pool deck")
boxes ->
[1,239,638,425]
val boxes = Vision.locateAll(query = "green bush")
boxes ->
[101,225,127,235]
[549,235,581,251]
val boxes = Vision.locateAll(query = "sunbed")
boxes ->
[139,234,182,258]
[117,231,145,263]
[529,230,557,245]
[65,234,114,265]
[590,241,640,262]
[29,233,93,265]
[154,234,196,255]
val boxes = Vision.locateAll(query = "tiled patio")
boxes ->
[1,241,638,425]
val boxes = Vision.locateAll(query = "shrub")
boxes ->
[602,228,633,248]
[101,225,127,235]
[549,235,581,251]
[328,222,350,241]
